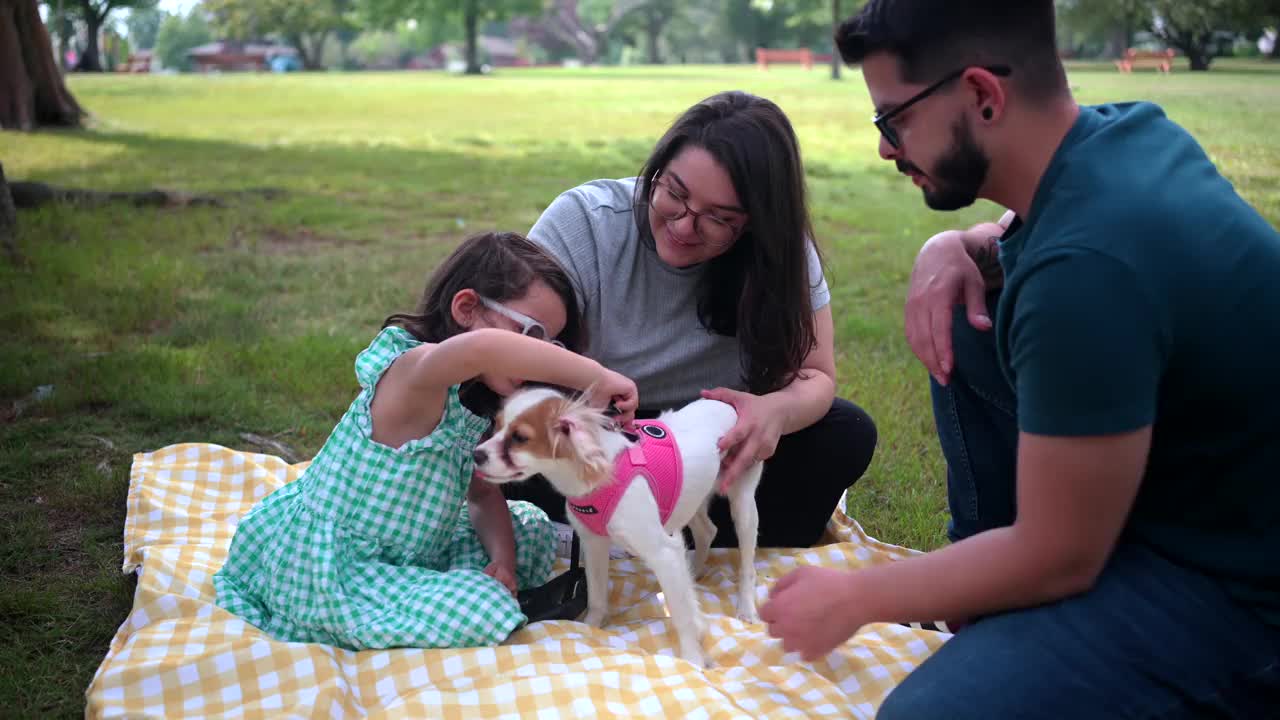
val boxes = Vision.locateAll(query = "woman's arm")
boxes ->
[703,305,837,486]
[767,304,838,434]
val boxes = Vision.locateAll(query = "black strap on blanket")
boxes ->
[515,530,587,625]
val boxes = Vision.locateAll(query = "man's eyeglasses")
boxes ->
[478,296,565,348]
[873,65,1012,150]
[648,173,746,247]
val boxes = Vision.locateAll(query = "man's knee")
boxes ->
[877,669,970,720]
[948,298,1000,379]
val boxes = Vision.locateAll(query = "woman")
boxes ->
[505,90,877,548]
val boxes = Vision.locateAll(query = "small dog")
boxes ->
[473,387,763,667]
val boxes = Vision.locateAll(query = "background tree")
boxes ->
[1150,0,1254,70]
[124,3,165,49]
[43,0,77,70]
[1056,0,1145,58]
[205,0,354,70]
[153,7,214,71]
[541,0,652,65]
[636,0,675,64]
[69,0,157,71]
[1239,0,1280,57]
[1,0,83,129]
[361,0,543,73]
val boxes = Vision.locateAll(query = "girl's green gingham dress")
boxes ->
[213,327,556,651]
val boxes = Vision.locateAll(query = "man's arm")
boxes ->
[763,248,1164,660]
[854,428,1150,622]
[761,428,1151,660]
[962,209,1017,290]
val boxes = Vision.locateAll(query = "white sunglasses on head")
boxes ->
[478,296,565,348]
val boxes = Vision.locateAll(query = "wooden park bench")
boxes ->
[1115,48,1175,73]
[756,47,813,71]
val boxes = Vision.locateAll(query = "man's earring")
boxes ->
[982,107,993,120]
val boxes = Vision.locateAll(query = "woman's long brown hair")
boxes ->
[634,91,821,394]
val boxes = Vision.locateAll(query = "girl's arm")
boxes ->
[405,328,625,397]
[370,329,637,449]
[466,475,518,594]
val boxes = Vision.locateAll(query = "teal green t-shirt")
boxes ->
[996,102,1280,625]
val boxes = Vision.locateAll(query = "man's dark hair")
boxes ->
[835,0,1067,102]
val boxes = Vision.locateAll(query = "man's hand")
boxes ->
[759,566,867,661]
[905,230,994,386]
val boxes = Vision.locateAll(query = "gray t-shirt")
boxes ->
[529,177,830,410]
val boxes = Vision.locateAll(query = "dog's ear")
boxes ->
[554,410,612,487]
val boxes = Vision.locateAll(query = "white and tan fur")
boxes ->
[473,386,763,668]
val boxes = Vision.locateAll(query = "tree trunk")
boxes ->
[0,162,17,263]
[303,31,329,70]
[338,36,353,69]
[75,6,105,72]
[464,0,481,74]
[644,8,663,64]
[1104,23,1130,59]
[830,0,841,79]
[50,1,73,71]
[286,33,310,70]
[1158,25,1215,72]
[0,0,84,130]
[1182,32,1214,71]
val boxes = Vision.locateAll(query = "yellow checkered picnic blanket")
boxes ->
[86,443,951,719]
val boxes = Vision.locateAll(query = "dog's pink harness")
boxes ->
[567,421,683,537]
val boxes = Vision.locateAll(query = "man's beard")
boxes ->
[898,115,990,211]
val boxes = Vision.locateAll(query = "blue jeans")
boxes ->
[879,293,1280,720]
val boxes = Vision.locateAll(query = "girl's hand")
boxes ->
[483,560,518,596]
[589,367,638,427]
[700,388,786,491]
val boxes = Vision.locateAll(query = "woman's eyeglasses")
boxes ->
[648,173,746,247]
[479,297,565,348]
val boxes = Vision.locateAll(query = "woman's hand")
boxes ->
[589,367,638,426]
[700,388,786,491]
[759,566,868,661]
[482,560,518,596]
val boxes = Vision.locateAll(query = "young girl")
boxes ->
[213,232,638,651]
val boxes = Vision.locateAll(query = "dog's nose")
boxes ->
[472,449,488,466]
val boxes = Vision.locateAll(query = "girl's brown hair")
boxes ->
[383,232,586,416]
[383,231,585,352]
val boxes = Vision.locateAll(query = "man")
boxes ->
[758,1,1280,717]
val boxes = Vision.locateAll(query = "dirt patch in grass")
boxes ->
[261,227,351,255]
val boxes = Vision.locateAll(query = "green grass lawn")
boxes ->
[2,60,1278,717]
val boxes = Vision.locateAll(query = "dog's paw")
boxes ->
[737,599,760,624]
[686,549,709,579]
[681,647,709,670]
[581,609,608,628]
